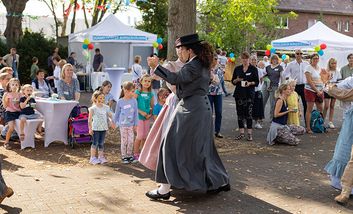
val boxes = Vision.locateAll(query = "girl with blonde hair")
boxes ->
[320,58,341,128]
[267,83,305,145]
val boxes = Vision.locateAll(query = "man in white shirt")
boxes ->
[283,49,310,121]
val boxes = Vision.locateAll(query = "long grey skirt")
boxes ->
[155,95,229,192]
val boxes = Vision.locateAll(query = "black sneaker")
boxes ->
[128,156,138,163]
[122,158,129,164]
[215,133,224,138]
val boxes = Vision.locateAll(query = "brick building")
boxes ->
[277,0,353,37]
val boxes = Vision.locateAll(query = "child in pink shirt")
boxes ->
[2,78,21,149]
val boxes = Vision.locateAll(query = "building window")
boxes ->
[276,17,288,29]
[308,19,317,28]
[345,21,350,32]
[337,20,342,31]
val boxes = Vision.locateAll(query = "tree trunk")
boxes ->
[91,0,103,26]
[70,0,78,33]
[98,0,108,23]
[2,0,29,47]
[167,0,196,60]
[82,1,90,28]
[61,3,71,36]
[42,0,59,41]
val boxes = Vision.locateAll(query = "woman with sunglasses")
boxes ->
[304,53,324,133]
[208,54,224,138]
[321,58,341,129]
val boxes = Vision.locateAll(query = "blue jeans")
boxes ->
[208,95,223,133]
[92,131,106,151]
[220,78,229,95]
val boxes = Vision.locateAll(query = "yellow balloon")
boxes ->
[314,46,321,52]
[153,42,158,48]
[266,44,272,50]
[84,38,90,45]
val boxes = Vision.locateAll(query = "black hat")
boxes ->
[175,33,202,48]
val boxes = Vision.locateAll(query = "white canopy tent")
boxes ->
[68,14,157,70]
[271,21,353,68]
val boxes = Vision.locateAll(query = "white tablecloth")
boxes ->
[36,99,78,147]
[104,67,125,101]
[91,72,110,91]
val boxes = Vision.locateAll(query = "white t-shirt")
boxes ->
[255,68,266,92]
[53,65,61,88]
[304,65,324,92]
[131,63,143,81]
[328,70,342,83]
[89,104,111,131]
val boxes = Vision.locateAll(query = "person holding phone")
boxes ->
[232,52,259,141]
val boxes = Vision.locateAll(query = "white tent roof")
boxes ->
[271,21,353,50]
[69,14,157,43]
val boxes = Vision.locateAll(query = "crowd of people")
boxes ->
[2,36,353,205]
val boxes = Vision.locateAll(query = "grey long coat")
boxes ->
[154,57,229,192]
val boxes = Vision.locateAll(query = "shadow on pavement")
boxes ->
[0,204,22,214]
[150,188,291,214]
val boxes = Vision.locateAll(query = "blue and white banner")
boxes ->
[272,41,313,48]
[92,35,148,41]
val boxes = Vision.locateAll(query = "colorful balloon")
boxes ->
[231,57,236,62]
[227,58,232,63]
[158,44,163,50]
[157,37,163,44]
[281,54,286,60]
[83,38,90,45]
[265,50,271,56]
[318,50,324,56]
[229,53,235,58]
[82,44,88,49]
[320,43,327,50]
[266,44,272,50]
[88,43,94,50]
[152,42,158,48]
[314,46,321,52]
[270,48,276,54]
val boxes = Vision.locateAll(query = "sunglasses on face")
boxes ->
[296,53,303,55]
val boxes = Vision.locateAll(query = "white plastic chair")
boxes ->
[14,118,43,149]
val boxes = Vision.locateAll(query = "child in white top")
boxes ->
[88,91,115,165]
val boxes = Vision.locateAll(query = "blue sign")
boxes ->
[272,42,312,47]
[92,35,148,41]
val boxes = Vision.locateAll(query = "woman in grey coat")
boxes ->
[146,34,230,200]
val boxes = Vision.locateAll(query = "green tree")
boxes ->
[198,0,296,54]
[135,0,168,58]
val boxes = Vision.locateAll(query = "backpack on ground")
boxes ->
[310,110,326,133]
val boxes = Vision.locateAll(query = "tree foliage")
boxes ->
[16,31,67,84]
[134,0,168,58]
[198,0,297,54]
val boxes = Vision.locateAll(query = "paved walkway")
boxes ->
[0,92,352,213]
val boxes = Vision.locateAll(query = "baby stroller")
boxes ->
[68,106,92,148]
